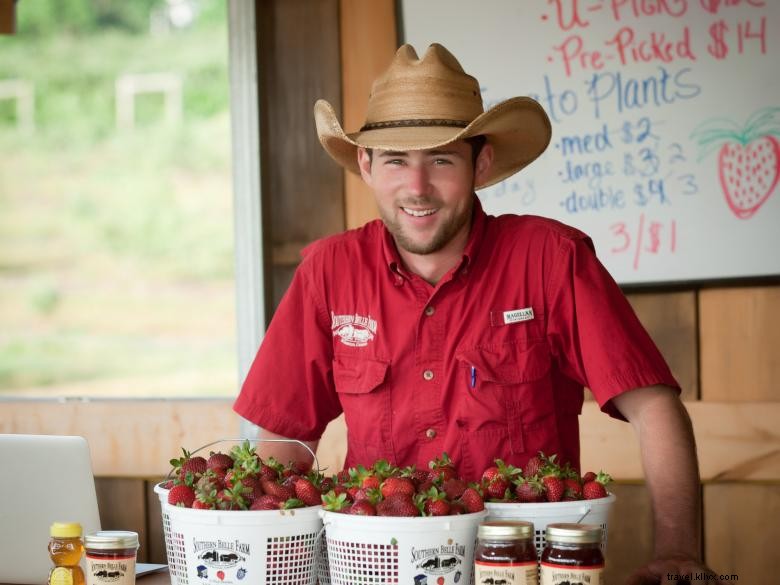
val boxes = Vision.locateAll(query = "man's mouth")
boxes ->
[401,207,437,218]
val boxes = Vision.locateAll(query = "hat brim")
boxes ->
[314,96,551,189]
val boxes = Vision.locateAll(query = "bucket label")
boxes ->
[192,538,251,584]
[411,538,466,584]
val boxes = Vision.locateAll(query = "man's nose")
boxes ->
[407,164,432,196]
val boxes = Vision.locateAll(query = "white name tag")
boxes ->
[503,307,534,324]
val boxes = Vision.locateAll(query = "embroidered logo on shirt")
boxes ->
[331,312,377,347]
[503,307,534,325]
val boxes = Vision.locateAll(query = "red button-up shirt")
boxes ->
[234,196,679,480]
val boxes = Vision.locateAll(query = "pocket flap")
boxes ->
[333,355,389,394]
[456,342,551,384]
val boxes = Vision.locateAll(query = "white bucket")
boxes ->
[485,493,616,556]
[320,510,487,585]
[154,483,323,585]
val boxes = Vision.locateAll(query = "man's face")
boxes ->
[357,140,493,256]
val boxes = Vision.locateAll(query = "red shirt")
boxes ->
[234,196,679,480]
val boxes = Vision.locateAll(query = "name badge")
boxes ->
[503,307,534,325]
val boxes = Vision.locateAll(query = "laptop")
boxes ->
[0,434,102,585]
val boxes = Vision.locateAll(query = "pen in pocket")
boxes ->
[470,366,476,389]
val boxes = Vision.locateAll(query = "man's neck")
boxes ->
[396,225,470,286]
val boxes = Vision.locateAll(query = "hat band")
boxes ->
[360,118,469,131]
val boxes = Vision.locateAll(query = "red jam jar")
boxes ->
[540,523,604,585]
[475,520,538,585]
[84,531,139,585]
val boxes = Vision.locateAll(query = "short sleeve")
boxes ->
[545,235,680,420]
[233,260,342,440]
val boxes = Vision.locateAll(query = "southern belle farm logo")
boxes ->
[331,312,377,347]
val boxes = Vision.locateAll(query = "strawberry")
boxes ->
[542,475,565,502]
[250,494,284,510]
[693,108,780,219]
[376,493,419,517]
[260,478,294,501]
[583,471,612,500]
[207,452,234,471]
[563,478,583,501]
[459,487,485,513]
[217,481,249,510]
[348,500,377,516]
[192,499,214,510]
[522,454,545,478]
[425,498,451,516]
[441,478,468,500]
[428,453,457,482]
[401,466,430,489]
[581,471,597,484]
[380,477,416,499]
[485,477,510,501]
[181,456,208,478]
[322,490,349,512]
[168,484,196,508]
[515,477,544,503]
[161,479,175,490]
[294,478,322,506]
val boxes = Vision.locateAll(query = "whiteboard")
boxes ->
[402,0,780,285]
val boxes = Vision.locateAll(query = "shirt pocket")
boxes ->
[332,354,392,466]
[455,341,557,469]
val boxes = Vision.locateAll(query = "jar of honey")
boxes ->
[475,520,538,585]
[540,523,604,585]
[48,522,85,585]
[84,531,139,585]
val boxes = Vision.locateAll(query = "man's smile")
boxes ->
[401,207,438,217]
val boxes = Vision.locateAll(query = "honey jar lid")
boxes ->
[85,531,139,550]
[478,520,534,540]
[545,523,602,544]
[50,522,82,538]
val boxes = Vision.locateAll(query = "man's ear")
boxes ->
[474,142,494,186]
[357,147,373,185]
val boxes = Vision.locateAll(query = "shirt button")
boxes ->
[423,369,434,381]
[425,428,437,439]
[424,305,435,317]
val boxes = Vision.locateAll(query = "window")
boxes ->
[0,0,237,398]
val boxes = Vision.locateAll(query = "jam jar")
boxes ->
[84,531,139,585]
[540,523,604,585]
[475,521,538,585]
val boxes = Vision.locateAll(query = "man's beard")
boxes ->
[380,196,473,255]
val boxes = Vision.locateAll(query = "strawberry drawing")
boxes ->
[216,571,225,581]
[692,107,780,219]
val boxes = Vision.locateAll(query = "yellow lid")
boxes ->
[50,522,82,538]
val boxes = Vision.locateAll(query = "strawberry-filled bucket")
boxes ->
[485,493,616,557]
[154,439,324,585]
[320,509,487,585]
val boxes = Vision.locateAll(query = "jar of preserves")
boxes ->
[540,523,604,585]
[475,520,538,585]
[48,522,85,585]
[84,531,139,585]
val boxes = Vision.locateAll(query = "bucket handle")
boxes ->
[167,437,322,476]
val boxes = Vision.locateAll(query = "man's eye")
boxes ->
[434,158,453,165]
[385,159,405,166]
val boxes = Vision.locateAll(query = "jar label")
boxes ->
[475,560,538,585]
[540,562,604,585]
[85,556,136,585]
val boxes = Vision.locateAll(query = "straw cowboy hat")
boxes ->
[314,43,551,189]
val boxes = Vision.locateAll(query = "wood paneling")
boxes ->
[579,401,780,481]
[257,0,344,311]
[4,399,778,480]
[626,291,698,400]
[700,286,780,401]
[704,483,779,584]
[604,483,655,584]
[339,0,397,229]
[95,478,148,561]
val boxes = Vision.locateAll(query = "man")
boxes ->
[234,44,713,582]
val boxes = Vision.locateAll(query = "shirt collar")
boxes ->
[382,193,488,280]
